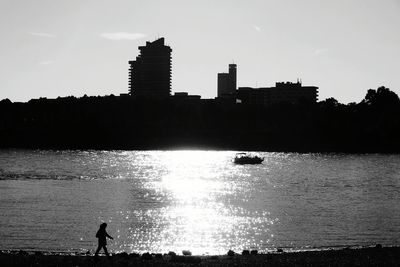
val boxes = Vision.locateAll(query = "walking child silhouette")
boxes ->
[94,222,113,261]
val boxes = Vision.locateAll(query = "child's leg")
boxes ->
[103,245,111,258]
[94,245,102,262]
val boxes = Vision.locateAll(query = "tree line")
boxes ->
[0,86,399,152]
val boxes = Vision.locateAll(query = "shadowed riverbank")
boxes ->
[1,246,400,266]
[1,86,400,153]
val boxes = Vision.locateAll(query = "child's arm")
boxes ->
[106,232,113,239]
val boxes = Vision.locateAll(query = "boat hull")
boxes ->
[234,157,264,165]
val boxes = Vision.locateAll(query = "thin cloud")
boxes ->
[29,32,56,38]
[253,25,262,32]
[39,60,55,65]
[314,48,329,56]
[100,32,147,41]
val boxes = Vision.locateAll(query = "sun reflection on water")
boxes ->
[134,150,275,255]
[159,151,230,254]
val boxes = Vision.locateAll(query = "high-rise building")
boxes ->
[217,73,229,97]
[217,64,237,98]
[129,38,172,97]
[228,64,237,92]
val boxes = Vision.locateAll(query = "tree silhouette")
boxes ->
[362,86,400,108]
[1,87,399,152]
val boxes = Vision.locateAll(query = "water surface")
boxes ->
[0,150,399,254]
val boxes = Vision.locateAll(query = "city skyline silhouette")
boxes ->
[1,1,400,103]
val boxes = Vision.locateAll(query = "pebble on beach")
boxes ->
[182,250,192,256]
[242,250,250,255]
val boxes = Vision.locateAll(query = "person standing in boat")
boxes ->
[94,222,113,261]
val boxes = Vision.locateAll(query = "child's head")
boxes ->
[100,222,107,229]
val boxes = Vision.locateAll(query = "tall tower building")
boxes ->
[228,64,237,92]
[129,38,172,97]
[217,64,237,98]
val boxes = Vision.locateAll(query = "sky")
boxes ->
[1,0,400,103]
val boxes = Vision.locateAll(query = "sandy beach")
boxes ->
[1,246,399,267]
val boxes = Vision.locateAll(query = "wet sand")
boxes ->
[1,246,399,266]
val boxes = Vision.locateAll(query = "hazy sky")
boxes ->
[1,0,399,103]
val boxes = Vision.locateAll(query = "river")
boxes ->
[0,150,399,255]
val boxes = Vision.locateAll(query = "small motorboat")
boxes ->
[234,153,264,165]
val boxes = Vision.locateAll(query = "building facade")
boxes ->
[217,64,237,98]
[237,81,318,106]
[129,38,172,97]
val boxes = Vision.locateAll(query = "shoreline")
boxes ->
[0,244,393,256]
[2,246,400,266]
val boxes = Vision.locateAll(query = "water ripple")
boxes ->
[0,150,400,254]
